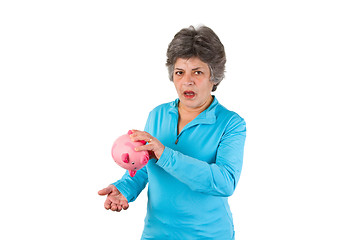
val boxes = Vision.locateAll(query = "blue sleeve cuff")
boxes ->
[112,175,134,202]
[156,146,172,168]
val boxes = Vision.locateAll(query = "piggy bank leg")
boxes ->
[129,170,137,177]
[121,153,129,163]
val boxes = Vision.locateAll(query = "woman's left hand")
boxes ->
[129,130,165,160]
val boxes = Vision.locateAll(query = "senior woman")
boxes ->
[98,25,246,239]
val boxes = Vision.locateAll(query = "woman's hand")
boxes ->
[130,130,165,160]
[98,185,129,212]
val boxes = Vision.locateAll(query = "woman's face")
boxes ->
[173,57,214,111]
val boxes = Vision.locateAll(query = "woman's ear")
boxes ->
[212,83,218,92]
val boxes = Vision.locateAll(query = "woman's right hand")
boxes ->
[98,185,129,212]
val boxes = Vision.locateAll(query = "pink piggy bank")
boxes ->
[111,130,149,177]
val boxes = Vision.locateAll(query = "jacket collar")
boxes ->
[169,95,218,126]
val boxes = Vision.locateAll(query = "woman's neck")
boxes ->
[178,95,213,119]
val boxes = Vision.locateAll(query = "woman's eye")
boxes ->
[175,71,183,76]
[194,71,202,75]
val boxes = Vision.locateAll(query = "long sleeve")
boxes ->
[113,166,148,202]
[155,115,246,197]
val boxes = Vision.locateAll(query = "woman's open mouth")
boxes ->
[183,91,195,99]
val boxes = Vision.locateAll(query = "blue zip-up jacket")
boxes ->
[113,96,246,239]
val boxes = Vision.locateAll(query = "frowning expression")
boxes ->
[173,57,214,110]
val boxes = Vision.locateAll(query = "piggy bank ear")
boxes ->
[142,154,149,165]
[129,170,137,177]
[121,153,129,163]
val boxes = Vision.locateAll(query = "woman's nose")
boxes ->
[183,73,194,85]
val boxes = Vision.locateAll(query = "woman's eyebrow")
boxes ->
[192,67,203,70]
[174,67,205,71]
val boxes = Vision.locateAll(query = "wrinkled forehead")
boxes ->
[174,57,210,70]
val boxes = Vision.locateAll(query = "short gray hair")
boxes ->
[166,25,226,92]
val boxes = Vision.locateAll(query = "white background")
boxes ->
[1,0,359,239]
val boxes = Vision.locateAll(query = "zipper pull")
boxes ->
[175,138,179,144]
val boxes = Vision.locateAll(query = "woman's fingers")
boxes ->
[129,130,151,142]
[98,186,112,196]
[106,201,128,212]
[122,202,129,210]
[130,130,157,147]
[136,140,164,160]
[134,143,154,152]
[104,198,111,210]
[110,202,122,211]
[130,130,165,160]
